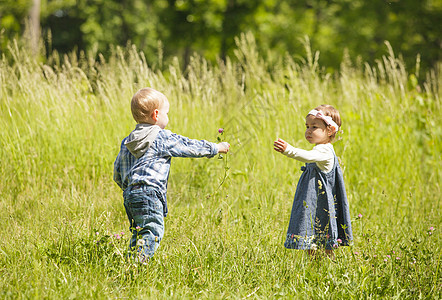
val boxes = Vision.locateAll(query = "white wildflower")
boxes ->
[136,239,146,246]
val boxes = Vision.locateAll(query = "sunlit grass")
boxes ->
[0,35,440,298]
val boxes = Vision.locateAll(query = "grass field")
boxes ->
[0,36,440,299]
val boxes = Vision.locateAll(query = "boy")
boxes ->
[114,87,230,263]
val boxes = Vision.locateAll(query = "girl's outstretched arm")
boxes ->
[274,138,288,153]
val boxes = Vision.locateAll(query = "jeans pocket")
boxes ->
[129,197,161,216]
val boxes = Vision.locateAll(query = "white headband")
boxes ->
[307,109,339,133]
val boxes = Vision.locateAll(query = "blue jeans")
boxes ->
[123,185,164,260]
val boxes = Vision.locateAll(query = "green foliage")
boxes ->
[0,0,440,73]
[0,35,441,298]
[0,0,30,49]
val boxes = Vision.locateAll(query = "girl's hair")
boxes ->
[312,104,341,141]
[131,88,167,123]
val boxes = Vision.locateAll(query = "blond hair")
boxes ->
[131,88,167,123]
[312,104,341,141]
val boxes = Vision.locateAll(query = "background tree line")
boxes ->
[0,0,440,73]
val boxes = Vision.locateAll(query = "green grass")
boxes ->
[0,36,441,299]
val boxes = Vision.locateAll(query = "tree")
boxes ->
[28,0,40,55]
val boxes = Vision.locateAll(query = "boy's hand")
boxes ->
[217,142,230,153]
[273,138,287,153]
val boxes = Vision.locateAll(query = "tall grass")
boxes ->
[0,34,440,299]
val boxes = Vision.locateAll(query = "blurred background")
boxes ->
[1,0,440,73]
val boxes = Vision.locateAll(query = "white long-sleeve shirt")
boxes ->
[283,143,335,173]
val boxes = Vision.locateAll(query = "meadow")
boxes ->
[0,35,440,299]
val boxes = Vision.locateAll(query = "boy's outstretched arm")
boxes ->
[162,131,228,158]
[274,138,287,153]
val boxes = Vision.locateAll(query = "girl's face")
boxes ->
[304,115,332,145]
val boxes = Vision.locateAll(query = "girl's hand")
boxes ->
[273,138,287,153]
[217,142,230,153]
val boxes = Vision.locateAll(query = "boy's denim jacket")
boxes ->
[114,124,218,216]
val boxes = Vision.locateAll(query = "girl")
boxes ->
[274,105,353,257]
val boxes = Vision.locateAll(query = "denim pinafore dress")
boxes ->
[284,152,353,250]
